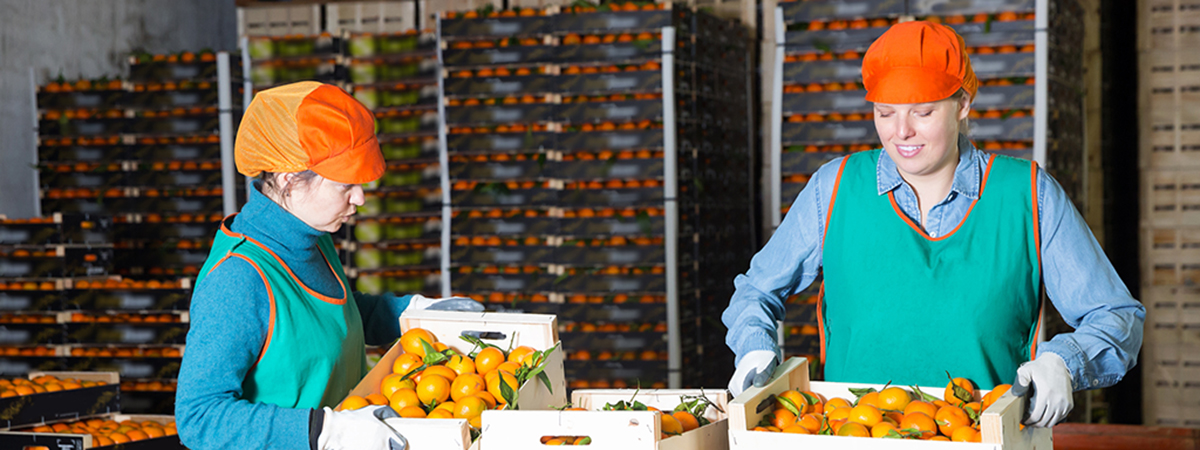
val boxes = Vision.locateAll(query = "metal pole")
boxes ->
[241,38,255,197]
[436,17,452,297]
[770,8,785,229]
[1033,0,1048,167]
[662,26,681,390]
[218,52,236,216]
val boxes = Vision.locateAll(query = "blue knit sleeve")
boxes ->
[354,293,411,346]
[176,257,312,450]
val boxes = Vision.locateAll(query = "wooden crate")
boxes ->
[342,311,567,449]
[0,372,119,431]
[479,388,729,450]
[327,1,419,34]
[727,358,1052,450]
[0,413,180,450]
[238,4,323,37]
[1141,170,1200,230]
[1139,0,1200,51]
[1139,50,1200,170]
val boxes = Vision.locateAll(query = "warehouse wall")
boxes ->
[0,0,238,218]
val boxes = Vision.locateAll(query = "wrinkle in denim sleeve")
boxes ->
[722,158,843,365]
[1034,168,1146,390]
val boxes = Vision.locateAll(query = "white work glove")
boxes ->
[728,350,778,397]
[316,405,406,450]
[1009,352,1074,428]
[406,294,484,312]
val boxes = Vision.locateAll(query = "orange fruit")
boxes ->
[475,391,498,409]
[825,397,852,410]
[380,374,415,398]
[770,409,797,429]
[400,328,438,358]
[836,422,870,437]
[435,400,457,412]
[454,395,488,420]
[899,412,937,439]
[446,355,476,376]
[981,384,1011,411]
[126,429,149,441]
[825,407,851,422]
[496,361,522,375]
[365,393,389,406]
[109,432,131,444]
[952,426,982,442]
[427,409,455,419]
[781,424,810,434]
[393,353,424,378]
[450,373,486,401]
[904,400,938,418]
[848,404,882,427]
[389,388,421,411]
[871,421,898,438]
[935,405,972,437]
[508,346,537,366]
[930,436,951,441]
[417,375,451,405]
[798,413,824,433]
[486,370,519,405]
[945,377,976,405]
[660,413,683,435]
[143,426,166,438]
[423,365,459,382]
[877,387,911,411]
[777,390,811,414]
[857,392,880,408]
[475,347,505,374]
[398,405,427,418]
[673,411,700,432]
[340,395,370,411]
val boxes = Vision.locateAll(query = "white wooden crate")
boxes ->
[480,388,729,450]
[727,358,1052,450]
[342,311,567,450]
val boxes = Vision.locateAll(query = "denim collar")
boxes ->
[876,134,983,201]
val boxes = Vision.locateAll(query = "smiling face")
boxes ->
[269,172,365,233]
[873,94,971,182]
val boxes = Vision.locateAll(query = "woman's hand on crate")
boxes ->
[1010,352,1074,428]
[728,350,778,397]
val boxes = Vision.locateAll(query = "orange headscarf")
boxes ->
[862,21,979,104]
[235,81,384,184]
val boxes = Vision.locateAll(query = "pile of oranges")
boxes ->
[755,375,1012,442]
[538,435,592,445]
[0,375,108,398]
[25,417,176,447]
[592,394,715,440]
[338,328,557,428]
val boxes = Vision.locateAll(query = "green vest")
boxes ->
[820,150,1041,389]
[196,215,367,409]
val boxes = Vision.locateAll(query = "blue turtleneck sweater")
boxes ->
[176,184,411,450]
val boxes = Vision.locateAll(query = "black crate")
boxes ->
[446,104,557,126]
[450,217,559,236]
[0,372,119,430]
[781,0,906,24]
[64,323,188,345]
[442,16,550,39]
[910,0,1037,16]
[557,99,662,123]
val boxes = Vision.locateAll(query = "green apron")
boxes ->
[820,150,1041,389]
[196,215,368,408]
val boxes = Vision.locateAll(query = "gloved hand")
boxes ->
[1009,352,1074,428]
[315,405,407,450]
[727,350,778,397]
[406,294,484,312]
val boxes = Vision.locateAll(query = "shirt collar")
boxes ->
[231,181,326,255]
[876,134,983,201]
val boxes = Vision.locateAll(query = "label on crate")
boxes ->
[910,0,1037,15]
[117,360,156,378]
[492,221,527,234]
[0,295,31,310]
[0,329,31,344]
[118,294,155,309]
[782,0,904,22]
[0,260,33,277]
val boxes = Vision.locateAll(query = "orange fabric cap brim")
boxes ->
[863,66,963,104]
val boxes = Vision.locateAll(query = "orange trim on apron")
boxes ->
[886,154,997,242]
[217,215,349,305]
[817,157,851,366]
[1030,161,1043,361]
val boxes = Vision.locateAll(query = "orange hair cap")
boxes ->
[862,21,978,104]
[235,81,384,184]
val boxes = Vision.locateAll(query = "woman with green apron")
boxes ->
[723,22,1144,428]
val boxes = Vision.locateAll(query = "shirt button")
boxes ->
[1092,379,1098,386]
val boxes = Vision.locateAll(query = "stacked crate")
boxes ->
[14,50,242,414]
[437,3,754,389]
[1138,0,1200,429]
[768,0,1083,377]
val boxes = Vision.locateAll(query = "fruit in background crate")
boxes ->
[0,375,106,397]
[355,222,384,242]
[351,61,378,84]
[381,141,422,160]
[355,248,384,269]
[349,34,377,57]
[24,416,177,445]
[354,88,379,110]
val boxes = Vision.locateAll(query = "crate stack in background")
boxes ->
[6,49,244,414]
[437,2,754,390]
[765,0,1086,378]
[1138,0,1200,429]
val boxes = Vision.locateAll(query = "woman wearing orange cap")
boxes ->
[724,21,1143,428]
[176,81,480,450]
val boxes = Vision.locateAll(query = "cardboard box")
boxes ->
[479,388,729,450]
[0,371,119,430]
[727,358,1052,450]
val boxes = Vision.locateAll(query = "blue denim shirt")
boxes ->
[722,135,1145,390]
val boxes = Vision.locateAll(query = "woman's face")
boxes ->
[275,173,365,233]
[873,96,970,180]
